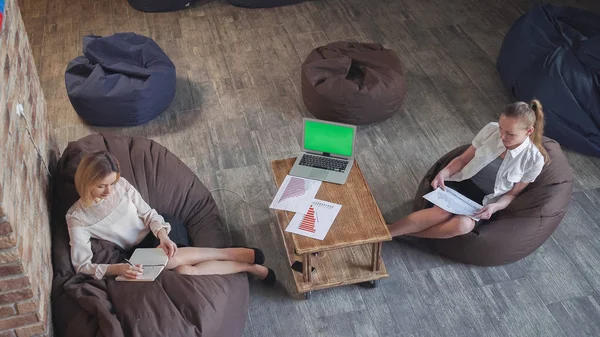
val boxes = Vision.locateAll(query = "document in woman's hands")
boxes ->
[116,248,168,282]
[423,187,483,221]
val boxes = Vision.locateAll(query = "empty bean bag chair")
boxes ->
[128,0,193,12]
[497,4,600,157]
[50,133,249,337]
[227,0,305,7]
[412,138,573,266]
[65,33,176,127]
[301,41,406,125]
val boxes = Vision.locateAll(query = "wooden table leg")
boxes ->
[303,253,312,283]
[371,242,382,272]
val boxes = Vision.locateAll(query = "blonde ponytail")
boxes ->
[529,99,550,164]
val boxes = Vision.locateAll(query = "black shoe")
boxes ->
[231,246,265,265]
[262,268,276,286]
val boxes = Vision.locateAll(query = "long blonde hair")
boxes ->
[502,99,550,164]
[74,151,121,206]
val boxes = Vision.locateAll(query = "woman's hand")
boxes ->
[116,263,144,279]
[158,236,178,258]
[431,169,449,191]
[156,229,178,258]
[474,203,501,220]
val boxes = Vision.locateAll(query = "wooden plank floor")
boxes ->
[19,0,600,336]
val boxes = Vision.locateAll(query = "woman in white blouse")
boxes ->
[389,100,549,238]
[67,151,276,283]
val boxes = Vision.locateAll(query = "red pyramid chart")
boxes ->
[284,199,341,240]
[299,206,316,233]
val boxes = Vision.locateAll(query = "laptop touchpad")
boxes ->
[308,169,329,180]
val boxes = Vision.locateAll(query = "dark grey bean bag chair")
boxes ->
[65,33,176,127]
[497,4,600,156]
[227,0,305,7]
[412,138,573,266]
[301,41,406,125]
[51,133,249,337]
[128,0,193,12]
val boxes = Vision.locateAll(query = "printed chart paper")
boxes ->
[423,187,483,221]
[285,199,342,240]
[270,175,321,214]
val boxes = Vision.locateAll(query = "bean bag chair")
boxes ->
[227,0,305,7]
[412,138,574,266]
[128,0,193,12]
[496,4,600,157]
[65,33,176,127]
[301,41,406,125]
[50,134,249,337]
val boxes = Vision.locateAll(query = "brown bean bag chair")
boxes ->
[301,41,406,125]
[227,0,305,7]
[50,133,249,337]
[412,138,574,266]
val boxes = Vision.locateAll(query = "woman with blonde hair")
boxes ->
[67,151,276,283]
[389,99,549,238]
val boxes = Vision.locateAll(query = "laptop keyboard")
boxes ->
[299,154,349,172]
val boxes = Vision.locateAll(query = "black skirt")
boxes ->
[445,179,487,205]
[136,214,190,249]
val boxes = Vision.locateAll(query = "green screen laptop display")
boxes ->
[303,120,354,157]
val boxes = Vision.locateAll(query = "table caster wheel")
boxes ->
[370,280,379,288]
[304,291,312,300]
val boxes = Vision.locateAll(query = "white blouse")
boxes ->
[66,177,171,279]
[447,122,545,205]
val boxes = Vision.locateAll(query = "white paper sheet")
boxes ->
[423,187,483,221]
[270,175,322,214]
[116,266,165,282]
[285,199,342,240]
[115,248,168,282]
[126,248,168,266]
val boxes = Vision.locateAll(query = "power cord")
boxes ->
[16,103,51,176]
[208,188,270,211]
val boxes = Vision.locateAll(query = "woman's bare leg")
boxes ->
[408,215,475,239]
[174,261,269,279]
[388,206,453,237]
[166,247,255,270]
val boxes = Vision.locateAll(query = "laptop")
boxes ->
[289,118,357,185]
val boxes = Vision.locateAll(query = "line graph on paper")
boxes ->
[269,175,321,214]
[312,200,335,210]
[279,177,307,203]
[434,191,461,211]
[423,187,483,221]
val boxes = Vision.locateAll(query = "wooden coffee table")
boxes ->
[271,158,392,299]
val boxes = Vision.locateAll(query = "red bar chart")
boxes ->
[299,206,316,233]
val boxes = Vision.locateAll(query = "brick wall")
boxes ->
[0,0,58,336]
